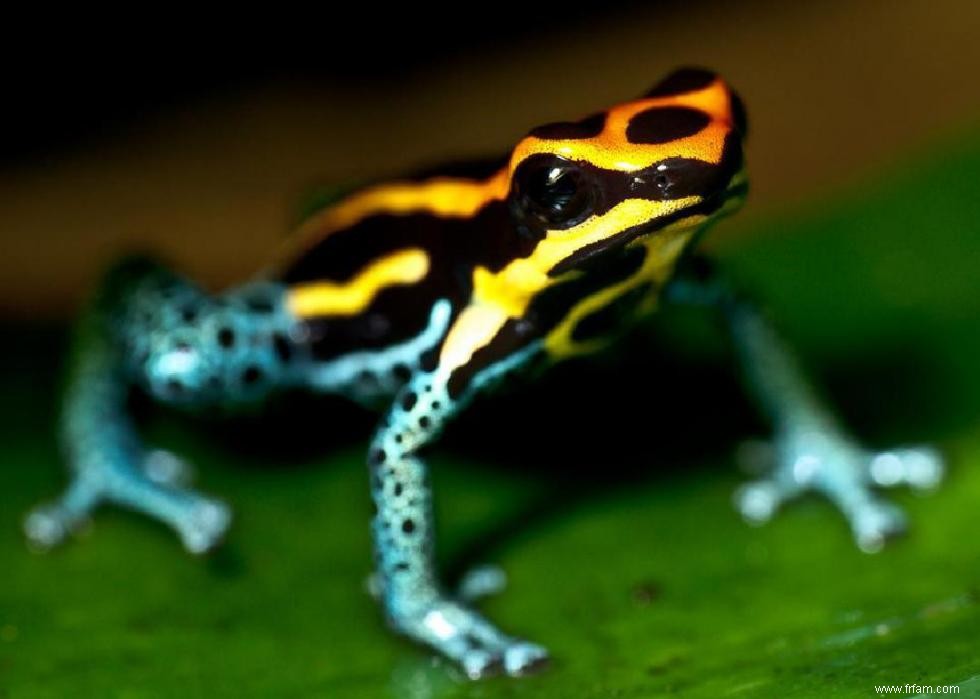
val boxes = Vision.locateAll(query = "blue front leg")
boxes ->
[369,353,548,678]
[666,259,944,551]
[25,259,304,553]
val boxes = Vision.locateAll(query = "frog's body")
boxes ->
[26,69,943,679]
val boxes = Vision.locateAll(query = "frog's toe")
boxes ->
[456,564,507,602]
[176,498,232,554]
[502,641,550,676]
[733,478,794,524]
[24,479,100,551]
[850,499,908,553]
[868,446,944,491]
[142,449,195,487]
[24,504,76,550]
[458,647,505,680]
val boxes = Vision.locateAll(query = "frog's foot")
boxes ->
[388,596,549,679]
[25,453,231,555]
[734,431,943,553]
[142,449,195,487]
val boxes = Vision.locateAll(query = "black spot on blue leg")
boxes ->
[218,327,236,349]
[272,333,292,363]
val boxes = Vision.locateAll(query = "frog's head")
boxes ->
[505,68,747,277]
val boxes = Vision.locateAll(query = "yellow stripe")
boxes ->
[280,170,510,265]
[437,197,701,373]
[287,248,430,318]
[543,221,701,359]
[511,80,734,173]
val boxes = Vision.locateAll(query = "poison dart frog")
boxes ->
[25,68,944,679]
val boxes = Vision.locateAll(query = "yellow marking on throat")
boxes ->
[287,248,430,319]
[438,197,701,373]
[544,221,701,359]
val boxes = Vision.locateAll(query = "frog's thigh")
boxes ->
[132,279,300,406]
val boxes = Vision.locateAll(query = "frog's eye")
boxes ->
[511,156,597,230]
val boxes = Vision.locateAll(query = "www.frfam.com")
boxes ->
[874,685,960,695]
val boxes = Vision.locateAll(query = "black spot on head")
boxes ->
[370,449,386,466]
[242,366,262,385]
[394,561,410,572]
[431,401,441,411]
[529,112,606,140]
[394,483,403,497]
[626,107,710,145]
[217,327,236,349]
[181,306,199,323]
[401,392,417,411]
[272,333,293,363]
[418,416,431,430]
[401,519,415,534]
[394,434,403,444]
[645,67,717,98]
[392,363,412,382]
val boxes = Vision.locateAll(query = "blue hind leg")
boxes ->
[25,259,301,553]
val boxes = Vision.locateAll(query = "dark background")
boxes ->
[3,4,980,697]
[1,0,978,317]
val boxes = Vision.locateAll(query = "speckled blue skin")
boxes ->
[24,256,944,678]
[24,67,946,677]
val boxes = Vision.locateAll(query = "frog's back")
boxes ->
[276,158,523,365]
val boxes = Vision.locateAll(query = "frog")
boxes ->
[24,68,944,679]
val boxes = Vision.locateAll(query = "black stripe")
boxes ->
[445,244,648,399]
[571,282,654,342]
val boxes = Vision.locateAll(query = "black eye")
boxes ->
[511,157,596,229]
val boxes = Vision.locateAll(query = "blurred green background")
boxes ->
[1,2,979,697]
